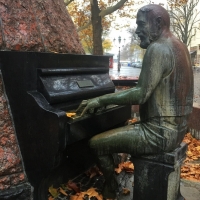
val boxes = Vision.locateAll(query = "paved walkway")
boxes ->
[193,67,200,106]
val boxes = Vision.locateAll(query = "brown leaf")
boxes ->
[181,133,200,181]
[84,187,102,198]
[123,161,134,173]
[70,188,103,200]
[122,188,130,195]
[70,194,81,200]
[85,166,103,178]
[67,180,80,193]
[115,163,124,174]
[115,161,134,174]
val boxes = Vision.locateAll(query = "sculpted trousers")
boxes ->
[89,123,161,199]
[89,119,187,199]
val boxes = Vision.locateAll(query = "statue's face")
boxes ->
[135,11,159,49]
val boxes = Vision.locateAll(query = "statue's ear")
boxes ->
[156,16,162,28]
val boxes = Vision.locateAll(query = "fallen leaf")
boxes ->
[85,165,103,178]
[70,194,81,200]
[48,185,58,198]
[115,166,123,174]
[115,161,134,174]
[70,188,103,200]
[122,188,130,195]
[59,187,68,196]
[67,180,80,193]
[181,133,200,181]
[66,112,76,117]
[128,118,137,124]
[123,161,134,173]
[115,163,123,174]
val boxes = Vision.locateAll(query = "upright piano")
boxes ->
[0,51,131,199]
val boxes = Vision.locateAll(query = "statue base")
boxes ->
[131,142,187,200]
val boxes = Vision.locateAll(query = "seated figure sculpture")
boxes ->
[77,4,193,199]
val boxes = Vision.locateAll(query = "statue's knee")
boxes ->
[88,136,97,149]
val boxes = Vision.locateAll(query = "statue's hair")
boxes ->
[138,4,170,28]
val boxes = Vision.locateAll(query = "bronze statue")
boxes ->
[77,4,193,199]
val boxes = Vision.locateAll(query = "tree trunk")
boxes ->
[0,0,84,53]
[91,0,103,55]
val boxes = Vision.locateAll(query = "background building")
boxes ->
[189,1,200,66]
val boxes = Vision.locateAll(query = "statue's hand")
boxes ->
[76,98,102,116]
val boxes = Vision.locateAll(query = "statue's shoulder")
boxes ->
[146,40,172,56]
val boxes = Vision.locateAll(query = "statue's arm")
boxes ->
[77,43,172,116]
[99,43,171,106]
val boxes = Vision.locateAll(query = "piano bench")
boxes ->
[130,142,187,200]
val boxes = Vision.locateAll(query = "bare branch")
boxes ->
[99,0,128,18]
[169,0,200,46]
[76,0,128,32]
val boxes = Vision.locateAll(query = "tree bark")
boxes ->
[0,0,84,53]
[91,0,103,55]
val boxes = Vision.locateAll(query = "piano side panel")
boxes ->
[25,92,67,185]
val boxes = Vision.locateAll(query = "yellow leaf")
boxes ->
[48,185,58,198]
[66,112,76,117]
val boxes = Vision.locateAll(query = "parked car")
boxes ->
[131,62,142,68]
[120,61,131,66]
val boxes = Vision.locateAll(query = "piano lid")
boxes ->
[37,67,115,104]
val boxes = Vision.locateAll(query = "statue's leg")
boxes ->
[89,124,156,199]
[97,154,118,199]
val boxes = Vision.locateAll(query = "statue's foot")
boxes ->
[102,178,118,199]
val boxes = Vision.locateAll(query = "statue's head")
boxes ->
[135,4,170,49]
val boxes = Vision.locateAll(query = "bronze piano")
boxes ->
[0,51,131,199]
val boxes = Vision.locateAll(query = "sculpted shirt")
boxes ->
[139,35,193,120]
[137,35,194,152]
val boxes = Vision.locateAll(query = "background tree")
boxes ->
[65,0,144,55]
[67,0,113,54]
[167,0,200,47]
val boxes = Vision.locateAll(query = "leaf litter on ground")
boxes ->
[48,133,200,199]
[181,133,200,181]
